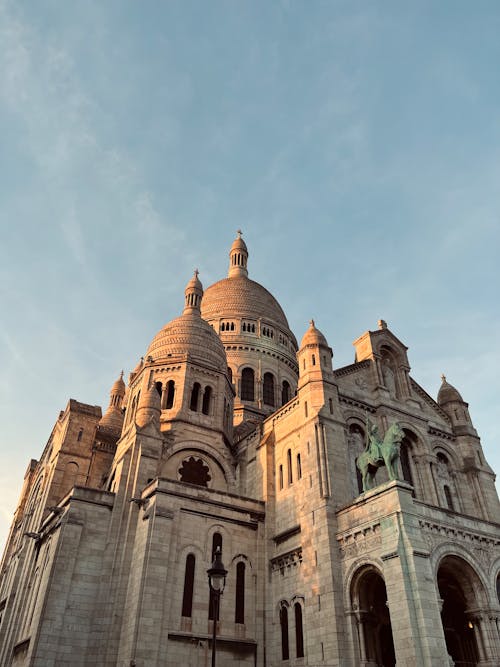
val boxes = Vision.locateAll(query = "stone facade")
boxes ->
[1,234,499,666]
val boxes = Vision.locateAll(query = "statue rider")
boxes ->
[366,418,383,464]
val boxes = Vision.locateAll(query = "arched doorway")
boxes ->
[351,567,396,667]
[437,556,483,666]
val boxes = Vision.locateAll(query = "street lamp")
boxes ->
[207,546,227,667]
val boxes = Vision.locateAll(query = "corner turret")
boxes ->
[437,374,476,435]
[99,371,126,435]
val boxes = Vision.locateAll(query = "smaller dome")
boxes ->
[437,375,464,405]
[300,320,329,349]
[111,371,126,396]
[146,273,227,372]
[99,371,126,434]
[99,407,124,433]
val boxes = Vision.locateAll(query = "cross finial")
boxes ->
[236,229,242,238]
[441,373,446,383]
[310,319,315,327]
[120,370,124,379]
[194,268,199,278]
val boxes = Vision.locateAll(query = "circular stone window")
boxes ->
[178,456,211,487]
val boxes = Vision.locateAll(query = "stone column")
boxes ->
[379,484,450,666]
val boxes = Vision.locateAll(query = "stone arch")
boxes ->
[436,553,489,665]
[161,440,235,488]
[489,557,500,607]
[430,542,490,594]
[349,563,396,667]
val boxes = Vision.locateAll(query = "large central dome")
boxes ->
[200,233,298,423]
[201,276,290,331]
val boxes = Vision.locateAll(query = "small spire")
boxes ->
[310,319,315,328]
[237,229,242,238]
[441,373,447,383]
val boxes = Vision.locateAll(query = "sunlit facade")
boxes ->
[1,234,499,666]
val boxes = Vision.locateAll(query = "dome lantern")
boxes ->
[228,230,248,278]
[183,269,203,314]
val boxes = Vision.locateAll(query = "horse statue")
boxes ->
[356,420,404,492]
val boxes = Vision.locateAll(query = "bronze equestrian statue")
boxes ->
[356,419,404,492]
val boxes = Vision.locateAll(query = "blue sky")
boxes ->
[1,1,499,548]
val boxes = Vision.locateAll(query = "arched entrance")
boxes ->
[438,556,484,666]
[351,567,396,667]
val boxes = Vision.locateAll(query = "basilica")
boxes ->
[1,234,499,666]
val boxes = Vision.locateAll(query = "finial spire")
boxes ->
[310,319,315,328]
[441,373,446,383]
[237,229,242,238]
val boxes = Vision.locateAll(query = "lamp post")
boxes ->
[207,546,227,667]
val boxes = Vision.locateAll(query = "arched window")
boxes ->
[227,366,233,383]
[181,554,195,617]
[235,562,245,624]
[444,485,454,510]
[294,602,304,658]
[166,380,175,409]
[77,428,83,442]
[312,354,316,366]
[279,465,283,490]
[263,373,275,407]
[297,453,302,480]
[241,368,255,401]
[209,533,223,620]
[190,383,201,411]
[282,380,291,406]
[202,386,212,415]
[280,604,289,660]
[287,449,293,485]
[154,381,162,397]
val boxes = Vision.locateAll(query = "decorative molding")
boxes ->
[334,360,371,378]
[339,395,376,414]
[419,519,500,570]
[428,426,455,441]
[272,399,300,424]
[270,547,303,573]
[337,523,381,560]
